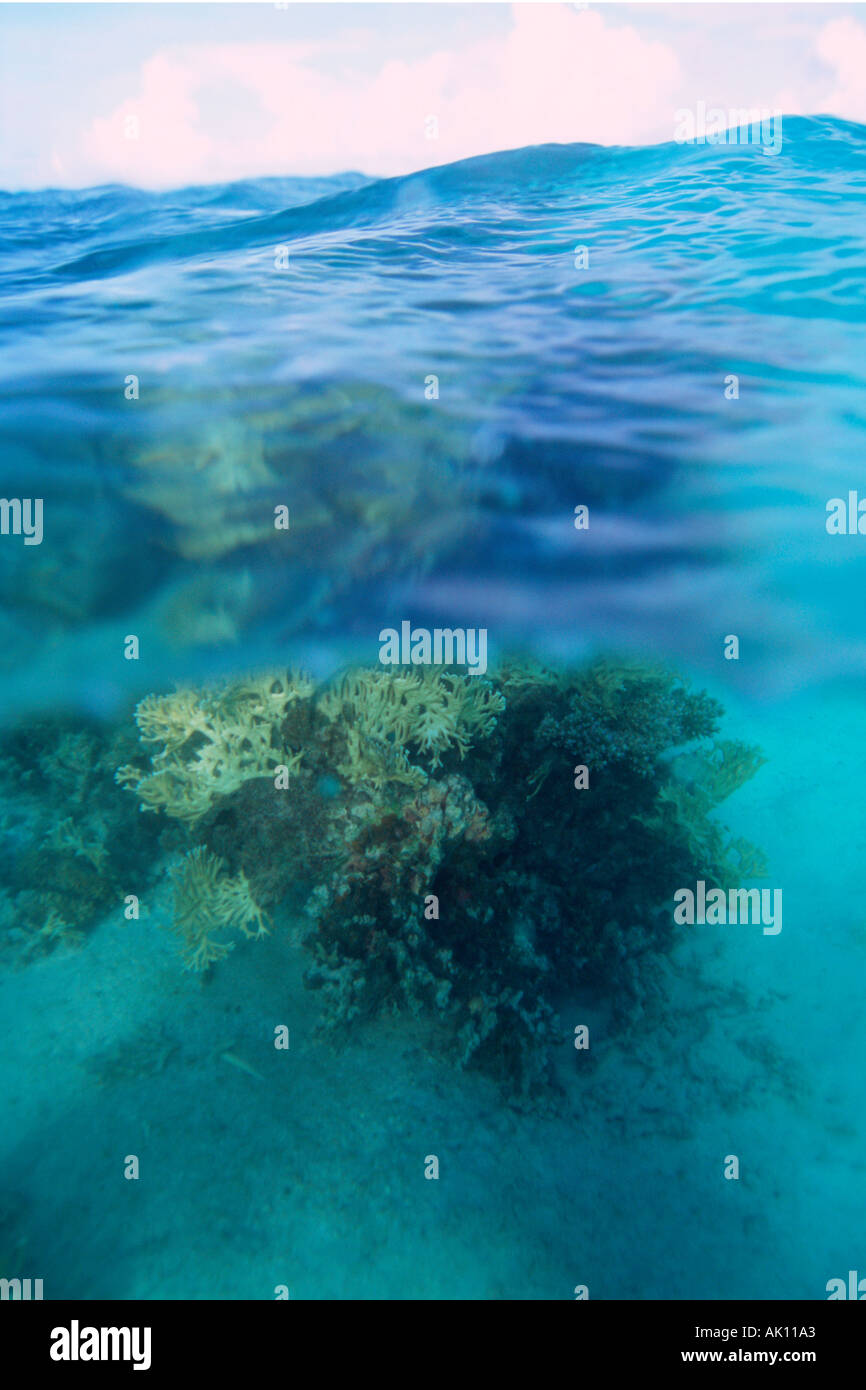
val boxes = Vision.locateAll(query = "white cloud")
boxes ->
[81,4,681,187]
[815,16,866,122]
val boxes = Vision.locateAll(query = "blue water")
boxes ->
[1,118,865,1300]
[1,115,865,715]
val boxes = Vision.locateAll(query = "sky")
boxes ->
[0,2,864,190]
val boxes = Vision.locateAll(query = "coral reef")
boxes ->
[115,659,766,1098]
[0,717,164,960]
[116,671,312,824]
[317,667,505,787]
[168,847,269,972]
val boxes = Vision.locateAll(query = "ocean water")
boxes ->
[1,116,865,1300]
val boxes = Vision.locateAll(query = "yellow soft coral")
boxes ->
[46,817,108,872]
[117,670,311,824]
[318,667,505,786]
[118,664,504,814]
[168,847,270,972]
[701,740,768,804]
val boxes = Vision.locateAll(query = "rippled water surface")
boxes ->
[1,116,865,711]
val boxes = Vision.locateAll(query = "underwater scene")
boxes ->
[1,3,865,1305]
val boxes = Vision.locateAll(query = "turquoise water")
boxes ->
[1,118,865,1299]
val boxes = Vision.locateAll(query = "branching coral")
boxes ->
[21,906,83,958]
[689,739,767,805]
[0,713,168,962]
[39,731,100,804]
[114,657,766,1097]
[531,661,723,783]
[300,659,766,1092]
[317,667,505,787]
[116,671,312,824]
[168,846,270,972]
[47,817,108,871]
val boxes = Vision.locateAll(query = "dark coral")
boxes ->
[114,658,766,1100]
[224,661,761,1097]
[0,714,165,956]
